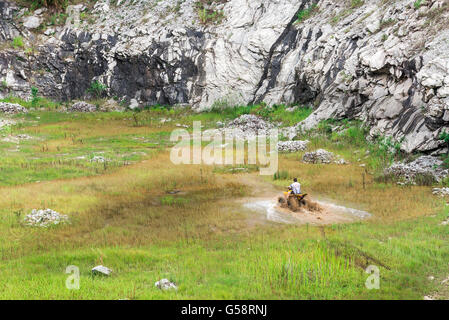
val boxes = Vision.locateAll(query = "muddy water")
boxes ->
[244,200,299,224]
[243,197,372,225]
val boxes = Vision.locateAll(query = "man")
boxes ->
[285,178,301,201]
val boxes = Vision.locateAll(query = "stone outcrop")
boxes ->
[277,140,309,152]
[0,102,27,113]
[303,149,334,164]
[23,209,69,227]
[69,101,97,112]
[1,0,449,153]
[385,155,448,184]
[302,148,347,164]
[155,279,178,290]
[91,265,112,276]
[432,187,449,196]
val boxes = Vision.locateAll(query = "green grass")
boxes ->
[11,36,24,49]
[1,211,447,299]
[1,95,61,111]
[296,4,319,23]
[0,106,448,299]
[209,103,313,127]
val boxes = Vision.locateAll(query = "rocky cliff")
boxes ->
[1,0,449,153]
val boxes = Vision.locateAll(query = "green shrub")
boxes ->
[87,80,107,98]
[11,37,24,49]
[195,0,227,25]
[414,0,423,10]
[296,4,318,23]
[1,80,7,91]
[31,87,39,107]
[439,130,449,149]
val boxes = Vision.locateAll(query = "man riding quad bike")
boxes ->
[278,178,308,212]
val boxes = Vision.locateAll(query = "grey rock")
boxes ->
[23,209,69,227]
[44,28,55,36]
[155,279,177,291]
[302,149,347,165]
[90,156,106,163]
[277,140,309,152]
[34,8,47,15]
[385,156,448,184]
[229,115,273,130]
[303,149,334,164]
[23,16,42,29]
[0,102,28,114]
[128,99,139,110]
[433,188,449,197]
[91,265,112,276]
[69,101,97,112]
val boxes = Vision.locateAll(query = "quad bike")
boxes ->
[278,188,308,212]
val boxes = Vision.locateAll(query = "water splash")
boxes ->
[244,200,297,224]
[317,201,372,219]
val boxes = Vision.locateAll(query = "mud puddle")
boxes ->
[243,197,371,225]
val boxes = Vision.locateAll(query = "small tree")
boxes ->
[31,87,39,107]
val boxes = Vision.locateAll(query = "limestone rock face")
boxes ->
[1,0,449,153]
[0,0,20,41]
[22,16,42,29]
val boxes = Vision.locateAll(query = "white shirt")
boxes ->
[290,182,301,194]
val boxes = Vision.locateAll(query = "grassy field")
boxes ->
[0,107,448,300]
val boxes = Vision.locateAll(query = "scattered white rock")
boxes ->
[228,114,274,133]
[277,140,309,152]
[302,149,346,164]
[91,265,112,276]
[160,117,172,124]
[69,101,97,112]
[23,209,69,227]
[90,156,106,163]
[44,28,55,36]
[217,114,277,140]
[155,279,177,291]
[0,102,28,114]
[385,156,448,184]
[441,219,449,226]
[34,8,47,15]
[2,134,33,144]
[128,99,139,110]
[433,188,449,197]
[335,158,348,165]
